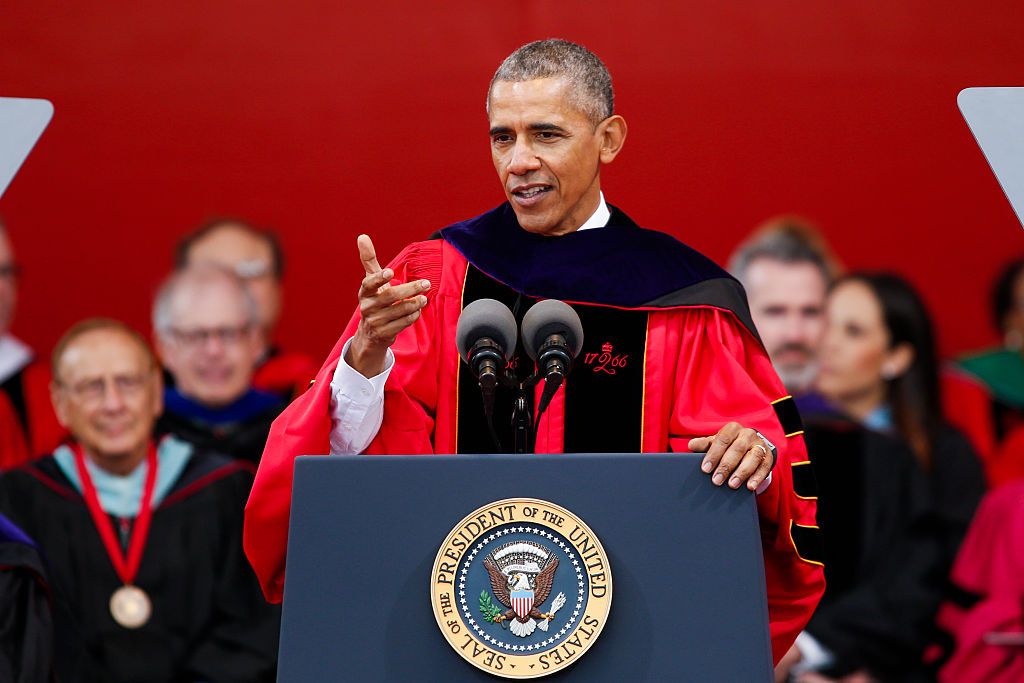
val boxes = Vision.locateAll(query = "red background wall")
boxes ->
[1,2,1022,364]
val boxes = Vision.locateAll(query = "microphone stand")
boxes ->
[488,340,572,454]
[474,345,573,454]
[511,394,531,454]
[495,371,540,455]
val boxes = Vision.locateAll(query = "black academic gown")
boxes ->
[928,425,986,576]
[0,451,280,683]
[801,417,943,681]
[155,389,284,465]
[0,513,54,683]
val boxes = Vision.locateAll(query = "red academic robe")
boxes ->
[252,348,319,401]
[932,482,1024,682]
[245,207,825,664]
[988,426,1024,488]
[0,360,64,468]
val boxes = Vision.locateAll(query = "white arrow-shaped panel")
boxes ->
[0,97,54,200]
[959,87,1024,229]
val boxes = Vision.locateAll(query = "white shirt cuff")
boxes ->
[328,338,394,454]
[793,631,835,673]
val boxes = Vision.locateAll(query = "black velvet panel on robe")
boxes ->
[0,452,280,683]
[457,265,647,454]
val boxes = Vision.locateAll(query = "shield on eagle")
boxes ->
[510,589,534,620]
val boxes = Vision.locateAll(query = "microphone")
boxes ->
[456,299,518,421]
[521,300,584,418]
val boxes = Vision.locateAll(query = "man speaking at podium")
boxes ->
[245,39,824,664]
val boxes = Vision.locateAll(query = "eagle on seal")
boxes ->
[484,555,560,638]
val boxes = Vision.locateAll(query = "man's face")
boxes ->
[185,225,282,337]
[488,78,622,236]
[0,231,18,334]
[157,278,261,408]
[744,259,828,393]
[52,329,162,467]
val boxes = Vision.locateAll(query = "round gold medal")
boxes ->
[110,584,152,629]
[431,498,612,679]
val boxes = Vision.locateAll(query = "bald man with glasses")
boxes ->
[0,318,279,683]
[153,265,284,464]
[173,218,317,402]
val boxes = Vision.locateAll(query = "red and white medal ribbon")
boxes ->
[73,442,158,628]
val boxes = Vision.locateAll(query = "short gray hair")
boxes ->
[152,264,259,336]
[729,217,839,286]
[487,39,614,125]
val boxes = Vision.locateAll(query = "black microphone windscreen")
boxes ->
[455,298,518,363]
[520,299,584,361]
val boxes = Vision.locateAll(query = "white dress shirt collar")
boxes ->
[575,192,610,231]
[0,334,33,384]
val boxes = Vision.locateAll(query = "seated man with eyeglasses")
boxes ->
[174,218,317,402]
[0,318,279,683]
[153,265,285,464]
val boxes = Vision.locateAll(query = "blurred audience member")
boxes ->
[175,218,316,400]
[956,257,1024,441]
[0,319,278,683]
[929,481,1024,682]
[779,421,938,683]
[735,225,939,681]
[729,216,840,397]
[0,512,53,683]
[154,266,284,463]
[818,272,985,561]
[0,222,63,461]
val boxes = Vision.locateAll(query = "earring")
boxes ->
[881,365,897,381]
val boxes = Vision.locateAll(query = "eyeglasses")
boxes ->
[233,259,272,280]
[59,373,150,405]
[190,257,273,281]
[167,324,253,348]
[0,262,20,280]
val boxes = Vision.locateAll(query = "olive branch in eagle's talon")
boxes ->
[479,591,504,623]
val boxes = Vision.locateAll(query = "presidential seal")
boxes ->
[431,499,612,679]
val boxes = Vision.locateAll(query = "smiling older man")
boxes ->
[0,318,279,683]
[154,265,284,463]
[174,218,317,401]
[246,39,824,664]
